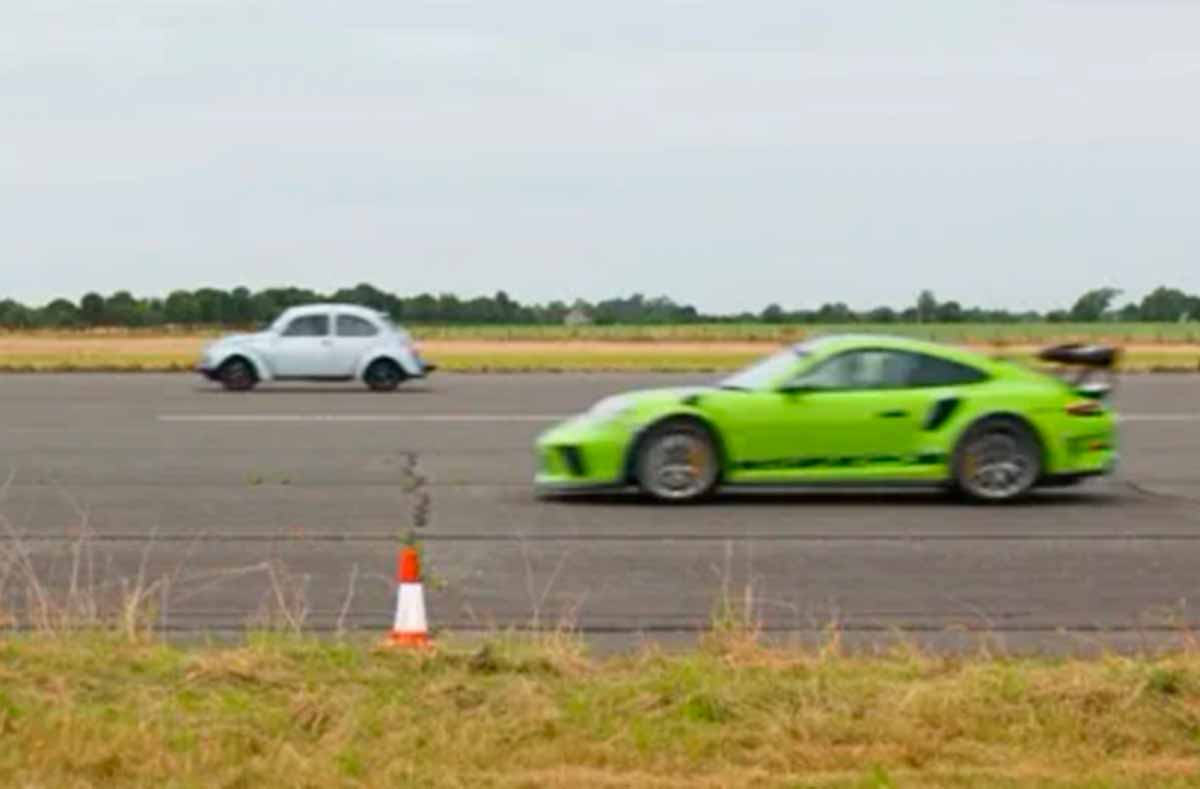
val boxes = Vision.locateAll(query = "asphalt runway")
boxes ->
[1,372,1199,652]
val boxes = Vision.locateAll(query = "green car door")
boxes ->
[724,348,981,483]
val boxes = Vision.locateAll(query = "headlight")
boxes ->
[588,396,634,424]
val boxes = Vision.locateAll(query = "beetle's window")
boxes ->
[336,315,379,337]
[281,315,330,337]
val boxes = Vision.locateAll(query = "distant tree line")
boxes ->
[0,284,1198,329]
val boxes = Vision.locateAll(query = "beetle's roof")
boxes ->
[279,303,387,320]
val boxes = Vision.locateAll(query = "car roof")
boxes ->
[794,333,996,367]
[281,303,387,320]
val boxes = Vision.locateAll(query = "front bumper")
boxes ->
[534,416,634,490]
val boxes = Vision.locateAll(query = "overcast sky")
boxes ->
[5,1,1199,313]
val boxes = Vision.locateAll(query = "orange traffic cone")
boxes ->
[387,546,430,647]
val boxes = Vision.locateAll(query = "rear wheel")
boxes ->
[364,359,405,392]
[218,358,257,392]
[952,417,1042,503]
[634,419,720,503]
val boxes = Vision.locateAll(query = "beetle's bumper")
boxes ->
[413,356,437,377]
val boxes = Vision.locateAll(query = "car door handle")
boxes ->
[877,410,909,418]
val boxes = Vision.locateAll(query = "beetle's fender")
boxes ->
[210,348,273,382]
[355,348,424,380]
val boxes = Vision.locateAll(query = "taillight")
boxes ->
[1066,400,1105,416]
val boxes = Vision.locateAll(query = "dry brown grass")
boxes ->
[1,633,1200,787]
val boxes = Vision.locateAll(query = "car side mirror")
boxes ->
[779,380,814,395]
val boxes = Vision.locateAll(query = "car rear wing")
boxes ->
[1037,343,1121,399]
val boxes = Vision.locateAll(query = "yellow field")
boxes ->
[1,331,1199,372]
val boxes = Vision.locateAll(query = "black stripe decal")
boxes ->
[735,452,947,471]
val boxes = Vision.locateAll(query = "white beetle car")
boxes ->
[196,304,436,391]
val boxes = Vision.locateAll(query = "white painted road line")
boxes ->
[158,414,570,423]
[1120,414,1200,423]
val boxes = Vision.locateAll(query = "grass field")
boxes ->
[409,322,1200,344]
[3,631,1200,787]
[1,325,1199,372]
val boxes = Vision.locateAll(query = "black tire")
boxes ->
[1039,475,1084,489]
[633,419,720,503]
[364,359,405,392]
[218,357,257,392]
[951,416,1042,503]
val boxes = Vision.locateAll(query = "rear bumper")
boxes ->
[1043,411,1119,478]
[1041,445,1118,489]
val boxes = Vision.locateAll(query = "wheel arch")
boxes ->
[622,411,730,484]
[951,409,1051,474]
[355,350,420,380]
[215,350,268,382]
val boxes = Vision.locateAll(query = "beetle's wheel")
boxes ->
[218,358,257,392]
[364,359,405,392]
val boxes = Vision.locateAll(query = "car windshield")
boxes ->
[719,346,808,391]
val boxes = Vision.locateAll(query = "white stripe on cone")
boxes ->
[393,582,428,637]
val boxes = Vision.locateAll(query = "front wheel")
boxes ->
[951,417,1042,503]
[364,359,405,392]
[218,358,257,392]
[634,420,720,503]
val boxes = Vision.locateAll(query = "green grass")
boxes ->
[423,349,1200,373]
[2,632,1200,787]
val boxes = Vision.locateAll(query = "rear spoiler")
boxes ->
[1036,343,1120,399]
[1037,343,1119,369]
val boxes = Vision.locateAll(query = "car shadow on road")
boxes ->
[539,488,1130,508]
[192,386,437,395]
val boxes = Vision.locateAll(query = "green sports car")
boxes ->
[535,334,1118,503]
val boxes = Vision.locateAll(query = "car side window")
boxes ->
[281,315,330,337]
[904,353,987,387]
[800,350,914,391]
[336,315,379,338]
